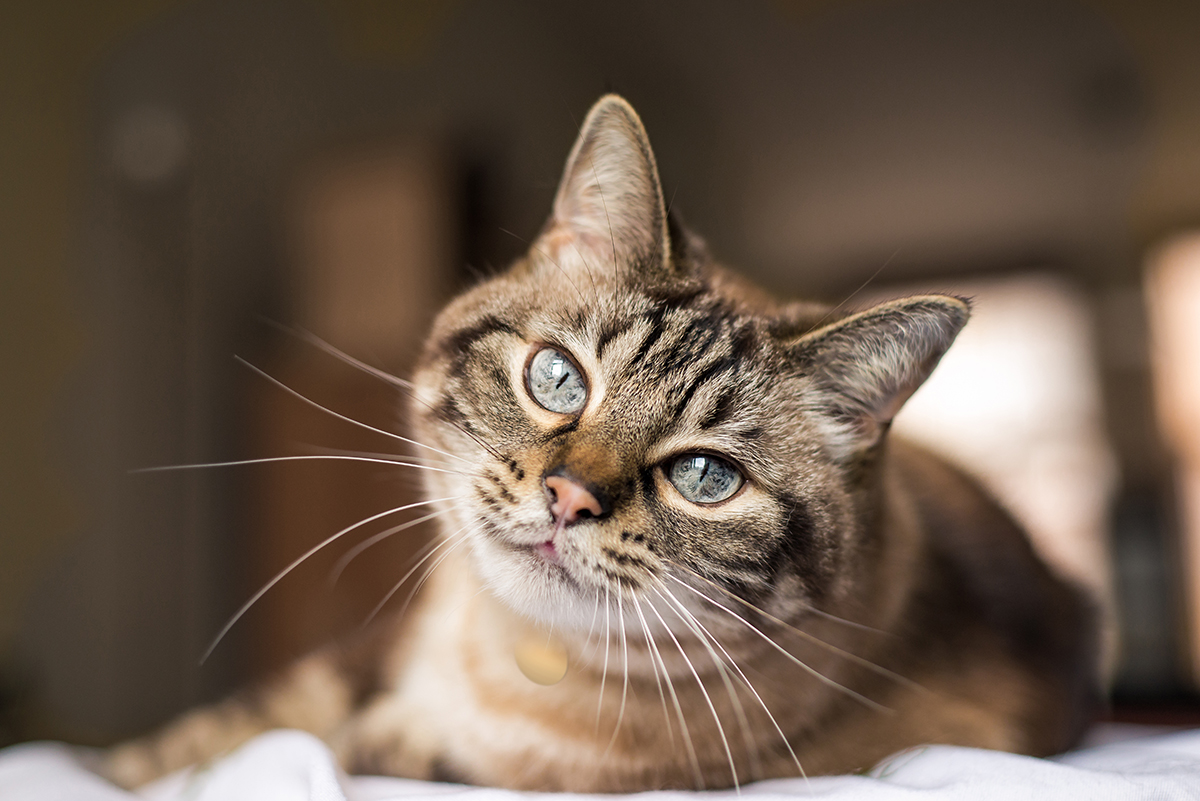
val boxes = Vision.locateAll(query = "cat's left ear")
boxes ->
[787,295,970,461]
[536,95,674,278]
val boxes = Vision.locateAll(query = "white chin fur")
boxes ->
[469,535,603,630]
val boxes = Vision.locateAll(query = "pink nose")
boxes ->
[544,475,604,525]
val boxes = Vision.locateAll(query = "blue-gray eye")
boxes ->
[667,454,743,504]
[526,347,587,414]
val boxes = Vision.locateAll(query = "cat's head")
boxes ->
[411,95,967,632]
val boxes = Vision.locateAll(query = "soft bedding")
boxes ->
[2,726,1199,800]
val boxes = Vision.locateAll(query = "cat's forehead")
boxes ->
[521,287,793,436]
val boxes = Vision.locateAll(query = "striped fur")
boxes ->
[106,96,1098,791]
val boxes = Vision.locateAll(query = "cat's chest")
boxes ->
[373,567,618,781]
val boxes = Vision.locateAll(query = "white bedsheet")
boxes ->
[2,726,1199,801]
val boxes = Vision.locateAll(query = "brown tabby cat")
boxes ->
[107,95,1098,791]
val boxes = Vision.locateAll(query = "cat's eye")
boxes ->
[526,347,588,414]
[667,454,743,505]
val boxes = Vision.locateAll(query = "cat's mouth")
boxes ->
[533,539,564,567]
[524,538,576,585]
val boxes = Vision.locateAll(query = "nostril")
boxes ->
[543,474,605,525]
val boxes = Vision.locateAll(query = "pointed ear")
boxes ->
[536,95,673,277]
[788,295,970,460]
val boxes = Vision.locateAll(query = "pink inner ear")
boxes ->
[540,216,615,269]
[876,374,925,427]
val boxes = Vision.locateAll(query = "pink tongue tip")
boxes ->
[535,539,561,565]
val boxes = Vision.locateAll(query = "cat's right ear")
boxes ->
[786,295,970,461]
[533,95,675,280]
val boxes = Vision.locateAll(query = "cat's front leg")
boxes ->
[329,693,445,781]
[104,652,359,788]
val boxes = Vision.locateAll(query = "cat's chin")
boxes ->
[469,533,603,631]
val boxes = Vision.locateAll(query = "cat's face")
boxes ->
[411,96,968,634]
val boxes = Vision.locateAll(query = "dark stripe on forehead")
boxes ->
[631,306,668,366]
[671,354,739,420]
[655,317,722,375]
[438,315,522,362]
[595,319,625,360]
[698,387,739,430]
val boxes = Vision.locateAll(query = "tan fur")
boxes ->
[105,95,1097,791]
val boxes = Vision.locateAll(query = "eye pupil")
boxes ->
[668,454,743,504]
[527,347,587,414]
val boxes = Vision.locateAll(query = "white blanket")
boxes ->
[2,726,1199,800]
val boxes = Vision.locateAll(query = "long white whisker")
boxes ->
[362,524,473,629]
[649,587,740,793]
[235,356,472,466]
[396,527,477,619]
[264,330,507,464]
[631,595,675,748]
[646,593,737,791]
[800,604,892,637]
[655,585,756,777]
[669,570,917,693]
[330,508,449,585]
[665,575,892,713]
[497,227,588,304]
[201,495,458,663]
[586,156,619,275]
[132,454,464,476]
[280,325,415,390]
[582,587,604,665]
[633,596,696,782]
[596,584,611,735]
[308,444,463,472]
[603,579,631,756]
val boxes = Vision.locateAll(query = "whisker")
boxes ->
[664,574,892,713]
[393,526,477,622]
[201,495,459,663]
[670,569,917,692]
[801,247,901,336]
[586,156,619,274]
[264,327,507,465]
[652,585,734,791]
[266,322,415,391]
[681,565,886,635]
[646,593,735,791]
[308,444,463,472]
[361,524,473,629]
[498,227,589,304]
[800,604,892,637]
[632,596,696,782]
[655,584,757,780]
[582,587,604,666]
[329,508,450,585]
[655,582,796,785]
[596,584,611,736]
[603,579,631,757]
[235,356,473,466]
[132,454,465,477]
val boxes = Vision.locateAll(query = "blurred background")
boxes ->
[4,0,1200,747]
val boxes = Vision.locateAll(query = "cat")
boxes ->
[106,94,1099,792]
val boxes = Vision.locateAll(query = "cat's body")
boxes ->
[107,96,1098,791]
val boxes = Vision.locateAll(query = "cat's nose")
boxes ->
[544,474,607,525]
